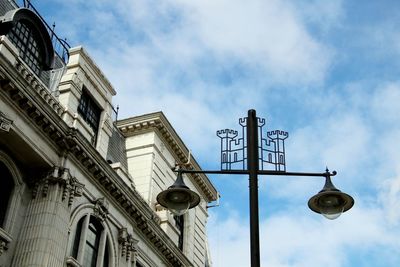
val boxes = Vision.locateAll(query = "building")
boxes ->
[0,1,218,266]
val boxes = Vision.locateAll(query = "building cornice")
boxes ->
[68,46,116,96]
[117,112,219,202]
[0,45,192,267]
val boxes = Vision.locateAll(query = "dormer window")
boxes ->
[78,87,101,144]
[8,20,42,75]
[0,8,54,83]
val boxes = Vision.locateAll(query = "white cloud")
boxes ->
[209,201,400,267]
[36,0,341,161]
[169,0,334,84]
[371,82,400,125]
[33,1,400,266]
[379,175,400,225]
[293,0,344,32]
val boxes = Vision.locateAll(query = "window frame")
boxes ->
[68,211,113,267]
[7,20,43,76]
[0,151,25,253]
[77,87,102,144]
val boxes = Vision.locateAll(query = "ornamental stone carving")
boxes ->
[118,228,139,263]
[0,111,13,132]
[93,197,109,222]
[32,166,84,206]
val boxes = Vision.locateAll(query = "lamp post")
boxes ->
[157,109,354,267]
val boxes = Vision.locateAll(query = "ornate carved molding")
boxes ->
[32,166,84,206]
[0,111,13,132]
[14,61,64,116]
[93,197,109,222]
[118,228,139,263]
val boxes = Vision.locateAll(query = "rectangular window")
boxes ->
[78,87,102,144]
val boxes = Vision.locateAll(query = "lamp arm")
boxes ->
[176,169,337,178]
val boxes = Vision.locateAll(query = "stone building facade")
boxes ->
[0,1,218,266]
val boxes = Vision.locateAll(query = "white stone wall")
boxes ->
[65,157,167,267]
[58,46,115,159]
[126,132,156,204]
[125,130,212,267]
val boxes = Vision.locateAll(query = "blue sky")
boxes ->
[28,0,400,266]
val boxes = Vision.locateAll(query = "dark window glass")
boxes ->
[174,215,184,250]
[78,88,102,142]
[72,216,85,258]
[8,20,42,76]
[0,162,14,227]
[103,240,110,267]
[83,218,103,267]
[72,216,106,267]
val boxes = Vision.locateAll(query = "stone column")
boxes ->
[11,167,84,267]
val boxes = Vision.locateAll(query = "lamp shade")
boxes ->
[308,172,354,220]
[157,172,200,216]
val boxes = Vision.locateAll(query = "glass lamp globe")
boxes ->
[157,172,200,216]
[308,171,354,220]
[317,193,346,220]
[161,188,192,216]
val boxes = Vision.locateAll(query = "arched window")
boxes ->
[0,8,54,84]
[0,161,14,228]
[7,20,43,76]
[279,154,284,164]
[71,215,110,267]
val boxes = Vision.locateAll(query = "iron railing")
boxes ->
[22,0,70,63]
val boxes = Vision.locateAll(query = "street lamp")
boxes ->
[156,170,200,216]
[157,109,354,267]
[308,170,354,220]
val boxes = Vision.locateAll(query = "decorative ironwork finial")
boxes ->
[217,114,288,171]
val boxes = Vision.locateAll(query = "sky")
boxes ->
[26,0,400,266]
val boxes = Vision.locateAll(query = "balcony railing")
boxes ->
[22,0,70,64]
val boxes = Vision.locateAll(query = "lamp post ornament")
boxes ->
[157,109,354,267]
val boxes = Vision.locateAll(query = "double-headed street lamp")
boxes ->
[157,109,354,267]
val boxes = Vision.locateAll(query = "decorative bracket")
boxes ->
[93,197,109,222]
[32,167,84,206]
[118,228,139,263]
[0,111,13,132]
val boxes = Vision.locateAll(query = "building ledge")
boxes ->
[117,112,219,203]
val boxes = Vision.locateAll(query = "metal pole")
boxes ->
[247,109,260,267]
